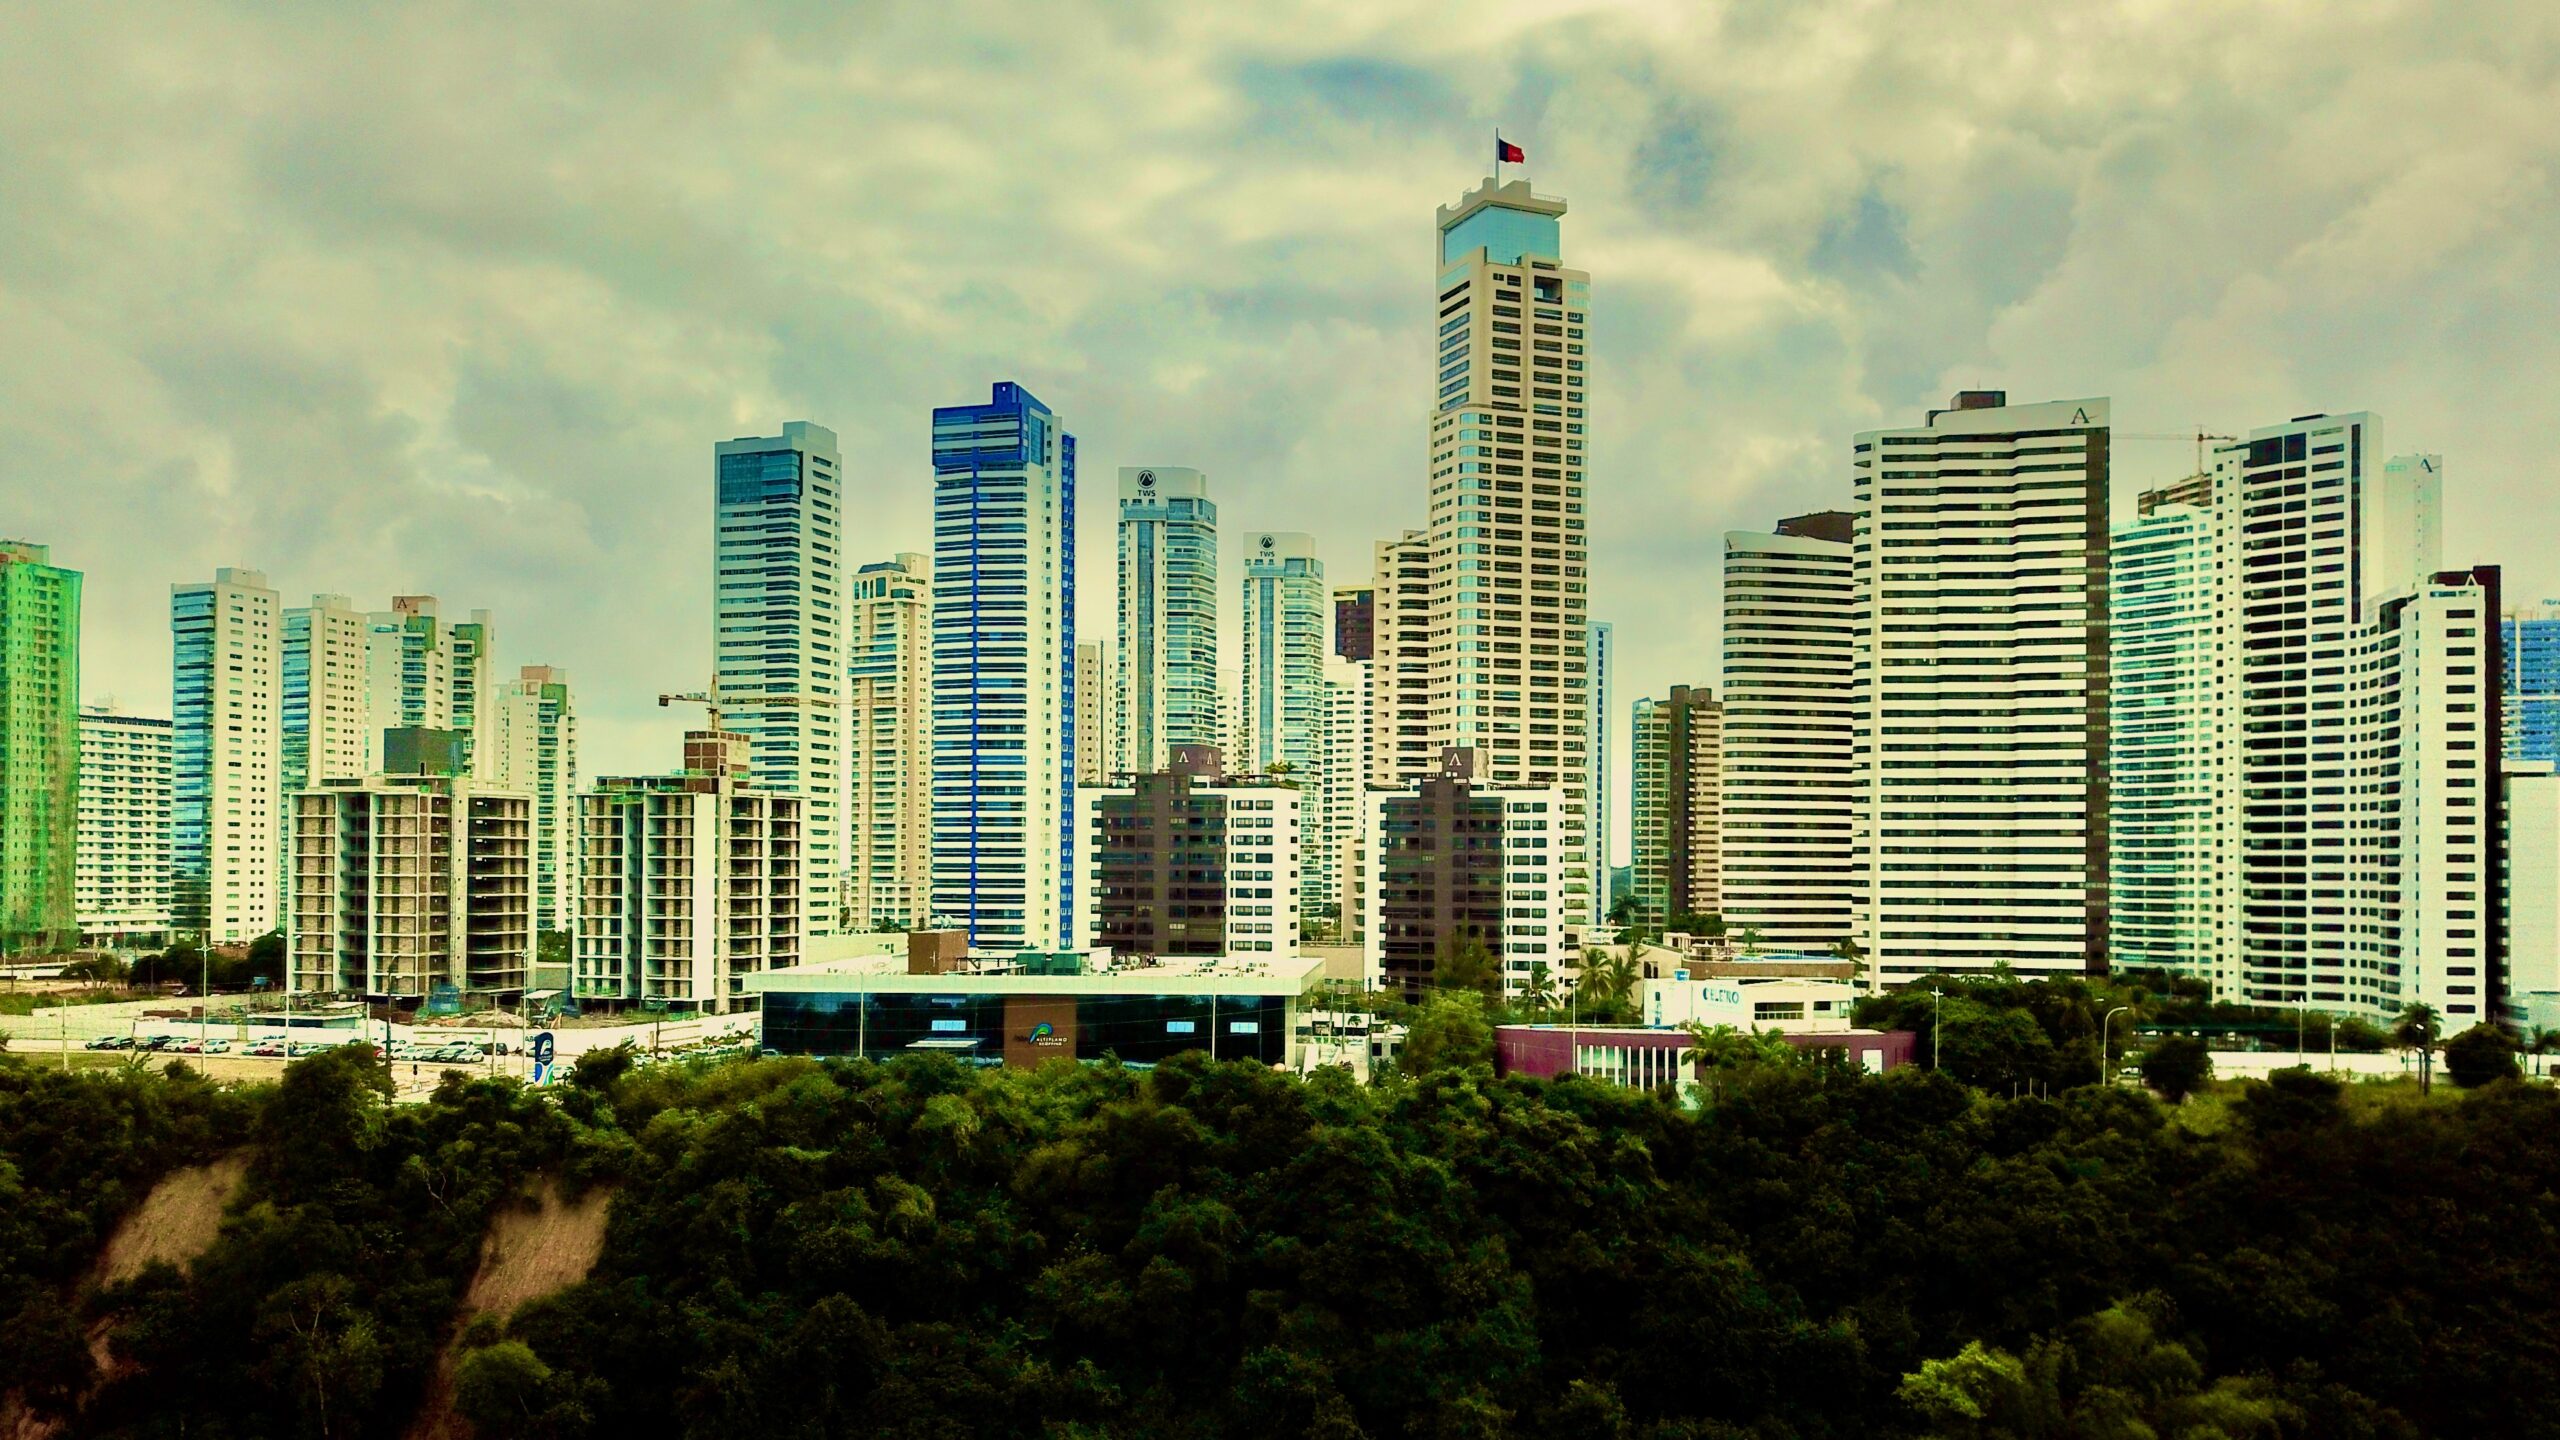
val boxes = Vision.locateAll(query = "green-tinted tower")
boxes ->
[0,542,80,953]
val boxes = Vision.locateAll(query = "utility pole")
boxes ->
[1930,985,1944,1070]
[2100,1005,2131,1087]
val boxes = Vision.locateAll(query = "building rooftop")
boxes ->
[748,950,1325,997]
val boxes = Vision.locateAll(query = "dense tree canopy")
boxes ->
[0,1015,2551,1437]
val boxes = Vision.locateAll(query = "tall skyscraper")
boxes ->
[2504,599,2560,763]
[450,609,496,769]
[1241,533,1326,776]
[1587,619,1613,926]
[378,595,456,731]
[1370,531,1433,784]
[1719,512,1856,951]
[848,553,933,932]
[1630,685,1720,930]
[1421,176,1595,926]
[715,421,843,936]
[1074,642,1118,785]
[931,383,1076,949]
[0,543,80,952]
[1317,653,1373,934]
[283,594,372,802]
[1852,393,2111,986]
[2107,502,2222,986]
[77,707,172,949]
[1117,466,1217,773]
[482,665,579,935]
[172,567,281,942]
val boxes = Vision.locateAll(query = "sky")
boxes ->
[6,0,2558,863]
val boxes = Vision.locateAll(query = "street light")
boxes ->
[2100,1005,2131,1088]
[1929,985,1944,1070]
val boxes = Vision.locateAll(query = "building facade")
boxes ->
[577,732,802,1013]
[931,383,1076,949]
[1116,466,1217,773]
[283,594,374,804]
[1075,745,1301,958]
[480,665,579,935]
[1370,530,1434,785]
[1419,176,1595,930]
[1852,393,2112,985]
[1074,642,1119,785]
[714,421,843,936]
[289,751,533,999]
[2503,599,2560,764]
[1719,514,1856,952]
[172,567,281,942]
[1588,619,1614,927]
[1318,653,1373,935]
[76,708,172,949]
[1360,749,1566,998]
[848,553,933,931]
[2107,503,2223,985]
[0,542,79,952]
[1631,685,1721,929]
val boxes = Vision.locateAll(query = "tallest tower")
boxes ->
[1421,175,1593,925]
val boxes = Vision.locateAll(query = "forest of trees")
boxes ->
[0,998,2554,1438]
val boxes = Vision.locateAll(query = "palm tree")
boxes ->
[2395,1003,2443,1093]
[1521,961,1558,1014]
[1581,946,1641,1020]
[2528,1026,2560,1080]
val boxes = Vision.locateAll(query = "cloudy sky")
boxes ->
[7,0,2556,855]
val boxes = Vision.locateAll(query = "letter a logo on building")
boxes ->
[2070,407,2093,424]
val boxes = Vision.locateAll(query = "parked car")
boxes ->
[249,1039,287,1057]
[84,1035,132,1051]
[202,1039,231,1054]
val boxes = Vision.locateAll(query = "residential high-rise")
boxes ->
[578,731,802,1013]
[0,543,80,952]
[481,665,579,935]
[1719,513,1856,951]
[931,383,1076,949]
[848,553,932,931]
[2107,503,2223,986]
[290,736,533,998]
[1317,653,1373,935]
[283,594,373,801]
[76,708,172,949]
[449,610,496,768]
[1631,685,1720,929]
[1370,531,1434,784]
[1075,642,1118,785]
[1075,745,1301,958]
[1360,748,1566,999]
[1421,176,1594,928]
[1334,587,1375,662]
[1243,532,1329,917]
[1117,466,1217,773]
[2503,599,2560,764]
[1852,393,2111,985]
[1588,619,1613,926]
[172,567,281,942]
[714,421,843,936]
[377,596,456,730]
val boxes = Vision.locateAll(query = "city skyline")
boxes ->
[14,2,2556,854]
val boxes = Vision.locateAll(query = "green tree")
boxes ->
[537,928,572,974]
[2443,1023,2520,1089]
[253,1274,385,1440]
[1431,930,1501,998]
[1520,961,1558,1013]
[454,1340,557,1431]
[2141,1034,2213,1103]
[2394,1004,2443,1093]
[1400,992,1494,1076]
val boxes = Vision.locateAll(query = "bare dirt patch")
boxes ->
[96,1153,248,1286]
[406,1179,613,1440]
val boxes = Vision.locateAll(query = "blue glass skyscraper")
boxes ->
[2506,602,2560,763]
[930,383,1076,949]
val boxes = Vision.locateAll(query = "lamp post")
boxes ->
[2100,1005,2131,1088]
[1929,985,1943,1070]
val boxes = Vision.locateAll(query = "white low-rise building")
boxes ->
[1641,975,1862,1033]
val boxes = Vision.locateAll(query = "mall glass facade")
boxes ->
[763,989,1290,1068]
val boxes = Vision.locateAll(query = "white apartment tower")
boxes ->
[1422,176,1594,927]
[931,383,1076,950]
[1370,530,1434,784]
[1241,533,1327,775]
[2107,501,2223,987]
[76,708,172,948]
[714,421,843,936]
[481,665,579,935]
[848,553,933,931]
[1852,393,2112,986]
[1719,513,1857,951]
[1116,466,1217,773]
[283,594,373,800]
[1588,619,1614,926]
[171,567,281,942]
[1075,642,1119,785]
[578,731,802,1013]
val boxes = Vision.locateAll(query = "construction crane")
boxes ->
[657,686,839,734]
[2119,429,2239,475]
